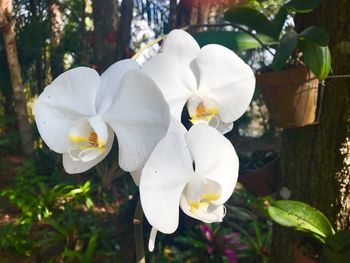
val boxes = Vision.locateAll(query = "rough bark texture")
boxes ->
[92,0,118,72]
[176,0,212,32]
[115,0,133,60]
[166,0,177,32]
[49,2,64,79]
[80,0,88,65]
[0,0,33,155]
[270,1,350,262]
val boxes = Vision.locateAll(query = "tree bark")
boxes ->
[0,0,33,155]
[269,1,350,262]
[80,0,89,65]
[166,0,177,33]
[49,2,64,79]
[92,0,118,72]
[115,0,133,60]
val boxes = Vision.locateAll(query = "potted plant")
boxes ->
[238,150,280,197]
[200,0,331,128]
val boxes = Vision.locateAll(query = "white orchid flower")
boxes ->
[130,116,185,185]
[143,29,255,134]
[35,59,170,174]
[140,124,239,251]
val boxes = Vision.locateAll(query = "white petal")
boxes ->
[148,227,158,252]
[185,124,239,204]
[143,53,195,120]
[69,118,92,141]
[194,44,255,122]
[130,117,188,186]
[63,127,114,174]
[140,132,193,234]
[104,69,170,171]
[96,59,140,114]
[34,67,100,153]
[130,166,143,186]
[213,120,234,134]
[162,29,200,65]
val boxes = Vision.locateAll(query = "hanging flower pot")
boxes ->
[256,66,323,129]
[238,151,280,197]
[293,244,318,263]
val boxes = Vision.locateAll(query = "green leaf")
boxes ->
[271,6,288,39]
[85,197,94,209]
[325,231,350,252]
[299,26,329,46]
[224,7,277,39]
[285,0,322,13]
[299,40,331,80]
[84,234,97,262]
[193,31,277,51]
[323,242,350,263]
[268,200,335,240]
[63,249,84,262]
[271,31,298,70]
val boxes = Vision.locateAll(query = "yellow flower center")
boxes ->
[189,101,219,125]
[188,192,221,213]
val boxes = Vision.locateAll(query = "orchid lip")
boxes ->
[183,177,223,221]
[188,97,220,127]
[67,117,108,162]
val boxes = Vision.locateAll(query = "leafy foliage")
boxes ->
[268,200,335,241]
[223,0,331,79]
[194,31,277,51]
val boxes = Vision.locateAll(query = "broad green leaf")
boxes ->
[299,40,331,80]
[271,31,298,70]
[268,200,335,240]
[193,31,277,51]
[299,26,329,46]
[323,245,350,263]
[224,7,277,39]
[271,6,288,39]
[325,231,350,252]
[285,0,322,13]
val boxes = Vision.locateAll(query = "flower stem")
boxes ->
[133,197,146,263]
[131,35,165,60]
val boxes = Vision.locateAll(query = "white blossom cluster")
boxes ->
[34,29,255,250]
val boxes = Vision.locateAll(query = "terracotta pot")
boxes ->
[238,154,280,197]
[293,244,317,263]
[256,66,322,128]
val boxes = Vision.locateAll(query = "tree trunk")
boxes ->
[166,0,177,33]
[80,0,89,65]
[176,0,212,32]
[0,0,33,155]
[115,0,133,60]
[49,2,64,79]
[92,0,118,72]
[269,1,350,262]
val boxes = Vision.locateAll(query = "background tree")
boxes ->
[91,0,118,72]
[116,0,134,60]
[0,0,33,155]
[270,0,350,262]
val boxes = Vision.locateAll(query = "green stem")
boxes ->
[131,35,165,60]
[133,197,146,263]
